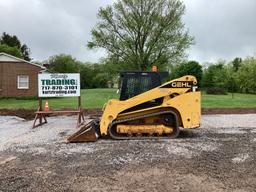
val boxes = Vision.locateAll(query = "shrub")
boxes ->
[172,61,203,85]
[206,87,227,95]
[236,57,256,93]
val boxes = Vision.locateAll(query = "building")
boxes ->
[0,52,45,97]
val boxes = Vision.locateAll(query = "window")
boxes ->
[17,75,29,89]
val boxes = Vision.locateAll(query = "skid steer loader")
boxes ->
[67,72,201,142]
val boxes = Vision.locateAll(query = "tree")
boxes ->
[0,32,31,61]
[0,32,21,47]
[236,57,256,93]
[48,54,79,73]
[172,61,202,84]
[79,64,94,88]
[20,44,31,61]
[202,62,228,88]
[89,64,113,88]
[232,57,242,72]
[88,0,193,71]
[224,65,238,96]
[47,55,113,89]
[0,44,23,59]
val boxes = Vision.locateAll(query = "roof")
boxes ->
[0,52,45,69]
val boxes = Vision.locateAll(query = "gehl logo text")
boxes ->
[171,81,192,88]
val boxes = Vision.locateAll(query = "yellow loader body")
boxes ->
[67,75,201,142]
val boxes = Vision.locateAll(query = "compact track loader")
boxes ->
[67,72,201,142]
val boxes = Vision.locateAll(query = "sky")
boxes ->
[0,0,256,63]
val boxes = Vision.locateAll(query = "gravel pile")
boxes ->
[0,114,256,191]
[0,116,77,152]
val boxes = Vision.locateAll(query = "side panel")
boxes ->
[164,92,201,128]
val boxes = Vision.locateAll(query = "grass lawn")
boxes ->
[0,89,255,109]
[202,92,256,108]
[0,89,118,110]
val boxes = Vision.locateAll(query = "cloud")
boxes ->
[0,0,112,62]
[0,0,256,63]
[183,0,256,62]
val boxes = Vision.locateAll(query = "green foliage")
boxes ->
[224,66,239,93]
[0,32,21,47]
[47,54,114,89]
[80,63,113,88]
[172,61,202,84]
[206,87,227,95]
[48,54,80,73]
[44,53,256,93]
[20,44,31,61]
[88,0,193,70]
[79,64,94,88]
[0,32,31,61]
[0,44,23,59]
[236,57,256,93]
[201,57,256,94]
[92,73,110,88]
[201,61,240,94]
[232,57,242,72]
[202,62,228,89]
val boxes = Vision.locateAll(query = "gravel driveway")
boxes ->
[0,114,256,192]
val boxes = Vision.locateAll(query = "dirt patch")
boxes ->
[0,108,102,120]
[0,109,35,120]
[0,108,255,120]
[202,108,256,114]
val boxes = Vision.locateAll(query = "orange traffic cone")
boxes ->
[44,100,49,112]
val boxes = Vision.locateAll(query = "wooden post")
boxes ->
[78,96,81,124]
[39,98,42,124]
[78,96,81,109]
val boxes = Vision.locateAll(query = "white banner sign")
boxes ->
[38,73,80,97]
